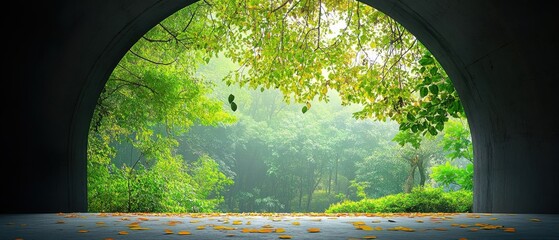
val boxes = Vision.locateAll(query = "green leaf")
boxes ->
[435,122,444,131]
[428,126,438,136]
[406,113,415,121]
[302,106,308,114]
[419,57,434,66]
[228,94,235,104]
[420,87,428,98]
[230,102,237,112]
[429,85,439,95]
[429,67,438,75]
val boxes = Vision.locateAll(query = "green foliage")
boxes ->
[208,0,464,137]
[326,187,472,213]
[392,130,422,149]
[440,119,473,162]
[430,162,473,190]
[88,153,232,213]
[430,118,473,190]
[354,150,407,199]
[88,0,472,213]
[87,1,236,213]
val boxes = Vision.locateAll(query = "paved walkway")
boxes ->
[1,212,558,239]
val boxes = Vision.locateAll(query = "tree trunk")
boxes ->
[417,156,426,187]
[327,168,332,194]
[404,165,417,193]
[334,158,339,193]
[298,177,304,209]
[306,175,322,212]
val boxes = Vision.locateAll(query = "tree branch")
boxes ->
[129,50,176,65]
[111,78,158,95]
[272,0,290,13]
[182,4,201,32]
[141,36,172,43]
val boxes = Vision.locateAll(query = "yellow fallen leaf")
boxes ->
[292,222,300,226]
[168,220,182,226]
[275,228,286,233]
[118,231,129,235]
[278,235,292,239]
[433,228,448,231]
[307,227,320,233]
[246,221,251,225]
[388,226,415,232]
[258,228,274,233]
[78,230,89,233]
[164,229,173,234]
[214,225,235,230]
[363,236,377,239]
[416,220,424,223]
[372,220,381,223]
[459,238,468,240]
[127,222,140,227]
[356,225,373,231]
[232,220,242,225]
[178,230,191,235]
[374,226,383,231]
[503,227,516,233]
[490,218,498,220]
[226,234,235,237]
[196,226,206,230]
[129,226,150,230]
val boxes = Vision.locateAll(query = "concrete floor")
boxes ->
[1,212,558,240]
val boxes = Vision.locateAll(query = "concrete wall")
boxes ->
[4,0,558,213]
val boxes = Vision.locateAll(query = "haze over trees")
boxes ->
[87,0,472,213]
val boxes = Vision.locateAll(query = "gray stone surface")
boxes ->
[1,213,558,239]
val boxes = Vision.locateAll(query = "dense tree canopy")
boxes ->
[87,0,471,213]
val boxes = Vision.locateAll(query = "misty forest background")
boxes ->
[87,0,473,213]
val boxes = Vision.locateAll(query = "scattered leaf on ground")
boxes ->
[307,227,321,233]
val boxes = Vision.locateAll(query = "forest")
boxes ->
[87,0,473,213]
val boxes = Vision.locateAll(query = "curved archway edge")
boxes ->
[5,0,558,213]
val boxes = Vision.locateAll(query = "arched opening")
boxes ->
[86,0,474,214]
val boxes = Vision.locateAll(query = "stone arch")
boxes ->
[5,0,558,213]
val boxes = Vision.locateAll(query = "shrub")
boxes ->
[326,187,472,213]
